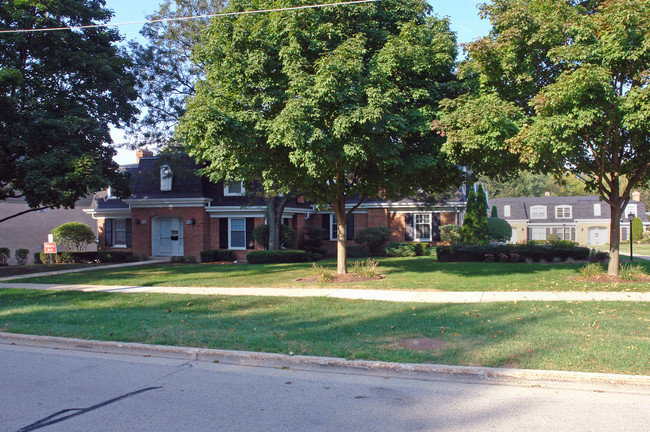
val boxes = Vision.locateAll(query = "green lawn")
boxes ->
[1,289,647,375]
[11,256,650,292]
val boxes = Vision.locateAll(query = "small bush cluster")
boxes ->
[352,258,379,278]
[301,226,327,256]
[588,249,609,263]
[200,249,236,262]
[619,263,647,281]
[437,244,591,263]
[385,242,431,257]
[310,263,334,283]
[247,250,310,264]
[579,262,606,277]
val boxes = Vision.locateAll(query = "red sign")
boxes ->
[43,242,57,254]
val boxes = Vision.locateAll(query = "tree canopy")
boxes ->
[0,0,137,221]
[179,0,464,273]
[436,0,650,275]
[126,0,224,149]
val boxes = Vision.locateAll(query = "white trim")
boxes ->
[356,202,465,210]
[83,208,132,219]
[124,198,212,208]
[414,213,432,242]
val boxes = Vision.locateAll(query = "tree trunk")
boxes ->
[608,203,621,276]
[334,199,347,274]
[267,196,290,250]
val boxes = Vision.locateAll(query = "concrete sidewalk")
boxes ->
[1,281,649,303]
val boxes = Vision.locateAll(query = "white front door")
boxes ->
[153,217,184,256]
[588,227,606,246]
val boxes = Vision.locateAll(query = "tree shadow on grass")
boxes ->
[1,289,647,374]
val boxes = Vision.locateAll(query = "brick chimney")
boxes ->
[632,190,641,202]
[135,149,154,163]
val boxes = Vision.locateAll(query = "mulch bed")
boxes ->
[296,274,385,283]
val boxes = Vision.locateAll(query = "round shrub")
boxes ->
[15,248,29,265]
[440,224,461,246]
[51,222,96,252]
[487,217,512,243]
[354,226,391,256]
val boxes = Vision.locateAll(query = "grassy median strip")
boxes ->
[1,289,648,375]
[10,257,650,291]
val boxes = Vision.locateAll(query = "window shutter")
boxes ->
[322,214,331,240]
[105,219,113,246]
[219,218,228,249]
[404,213,414,241]
[246,218,255,249]
[126,218,132,248]
[346,214,354,241]
[432,213,441,241]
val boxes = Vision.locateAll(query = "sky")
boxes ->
[104,0,492,164]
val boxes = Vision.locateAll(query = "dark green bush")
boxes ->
[200,249,235,262]
[97,251,134,263]
[436,244,590,263]
[170,256,186,263]
[51,222,96,252]
[33,252,43,264]
[39,251,99,264]
[252,224,298,249]
[385,242,430,257]
[0,247,9,265]
[487,217,511,242]
[15,248,29,265]
[346,245,371,258]
[354,226,391,256]
[246,250,309,264]
[301,226,327,255]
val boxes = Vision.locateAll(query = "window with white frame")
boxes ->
[594,203,601,217]
[224,180,245,196]
[504,205,511,218]
[555,205,572,219]
[229,218,246,249]
[624,204,638,218]
[414,214,432,241]
[531,227,546,240]
[530,206,547,219]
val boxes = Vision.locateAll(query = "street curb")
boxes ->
[2,332,648,391]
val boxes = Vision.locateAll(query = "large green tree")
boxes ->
[126,0,224,149]
[179,0,464,273]
[481,171,587,198]
[437,0,650,275]
[0,0,137,222]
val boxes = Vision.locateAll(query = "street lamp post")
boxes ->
[628,213,634,262]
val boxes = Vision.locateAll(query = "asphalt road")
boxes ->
[1,343,648,432]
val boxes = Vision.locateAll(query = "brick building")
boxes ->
[85,151,467,260]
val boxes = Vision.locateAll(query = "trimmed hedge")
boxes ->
[39,251,99,264]
[436,244,592,263]
[200,249,236,262]
[347,245,371,258]
[97,251,135,263]
[385,242,432,257]
[246,250,309,264]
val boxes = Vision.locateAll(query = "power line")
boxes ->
[0,0,381,34]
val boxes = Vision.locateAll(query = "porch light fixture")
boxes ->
[186,218,196,226]
[136,219,147,226]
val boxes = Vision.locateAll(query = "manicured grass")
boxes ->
[1,289,647,375]
[11,257,650,292]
